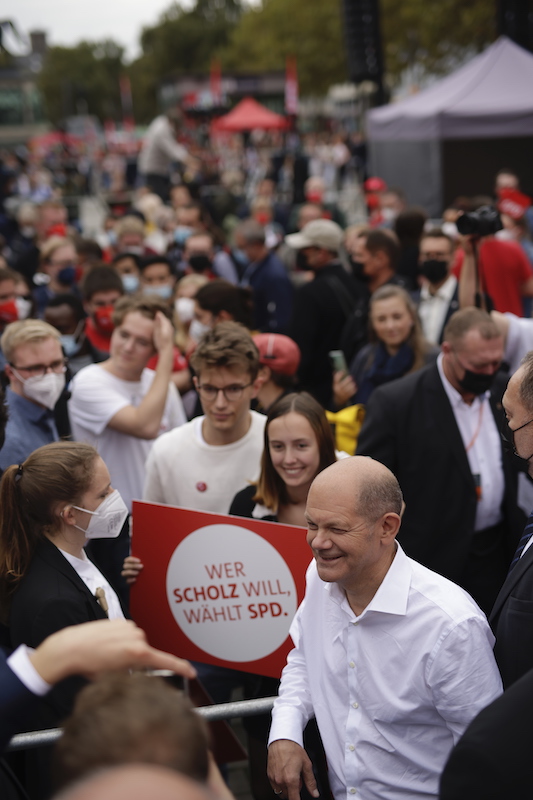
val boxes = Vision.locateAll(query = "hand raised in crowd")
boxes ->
[152,310,175,355]
[30,619,196,683]
[122,555,144,585]
[332,369,357,409]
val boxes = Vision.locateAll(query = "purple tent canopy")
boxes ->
[368,37,533,141]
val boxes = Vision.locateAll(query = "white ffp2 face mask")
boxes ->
[16,370,66,410]
[189,318,212,343]
[71,489,129,539]
[175,296,195,323]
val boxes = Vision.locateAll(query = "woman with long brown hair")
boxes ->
[333,284,438,408]
[0,441,128,725]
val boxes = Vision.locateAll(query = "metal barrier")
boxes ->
[7,697,276,753]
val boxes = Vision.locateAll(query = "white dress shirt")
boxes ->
[7,645,51,695]
[418,275,457,345]
[269,544,502,800]
[437,353,504,530]
[60,548,125,620]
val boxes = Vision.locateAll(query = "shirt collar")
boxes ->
[324,542,412,627]
[420,274,457,302]
[6,386,54,423]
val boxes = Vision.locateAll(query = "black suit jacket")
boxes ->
[289,262,361,406]
[439,666,533,799]
[0,652,36,754]
[8,537,119,729]
[356,363,524,582]
[490,534,533,688]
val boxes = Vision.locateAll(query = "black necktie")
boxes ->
[508,513,533,572]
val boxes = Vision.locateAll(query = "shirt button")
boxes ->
[349,788,357,794]
[349,661,355,668]
[348,745,355,752]
[352,702,359,709]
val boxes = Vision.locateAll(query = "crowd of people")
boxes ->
[1,111,533,800]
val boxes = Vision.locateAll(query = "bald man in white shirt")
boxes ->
[267,457,502,800]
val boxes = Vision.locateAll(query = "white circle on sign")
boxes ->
[166,524,298,662]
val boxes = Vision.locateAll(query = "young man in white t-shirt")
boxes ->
[144,320,266,513]
[68,295,186,592]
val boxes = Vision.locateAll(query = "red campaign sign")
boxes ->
[130,501,311,678]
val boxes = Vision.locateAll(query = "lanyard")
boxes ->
[465,401,484,452]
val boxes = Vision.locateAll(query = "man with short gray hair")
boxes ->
[0,319,65,471]
[357,307,525,612]
[268,456,502,800]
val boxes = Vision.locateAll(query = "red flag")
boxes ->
[285,56,299,115]
[119,75,134,128]
[210,59,222,107]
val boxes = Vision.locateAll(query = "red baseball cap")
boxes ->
[253,334,301,376]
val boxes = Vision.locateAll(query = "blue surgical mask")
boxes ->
[122,274,140,294]
[174,226,193,245]
[143,283,173,300]
[58,264,77,286]
[60,334,82,358]
[232,248,249,267]
[60,320,84,358]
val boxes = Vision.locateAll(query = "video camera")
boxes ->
[456,206,503,237]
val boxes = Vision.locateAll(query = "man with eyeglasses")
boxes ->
[0,319,65,472]
[144,320,265,513]
[357,307,525,614]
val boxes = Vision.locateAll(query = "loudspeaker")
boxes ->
[497,0,533,51]
[341,0,384,83]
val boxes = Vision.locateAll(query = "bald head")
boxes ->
[310,457,403,522]
[52,765,212,800]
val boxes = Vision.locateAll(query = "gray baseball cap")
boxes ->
[285,219,344,253]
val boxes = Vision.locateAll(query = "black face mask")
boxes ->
[349,258,369,283]
[458,369,496,395]
[188,254,212,273]
[500,415,533,471]
[296,249,309,271]
[419,259,449,284]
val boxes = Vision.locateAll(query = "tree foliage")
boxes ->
[380,0,496,84]
[38,40,124,124]
[219,0,347,96]
[36,0,497,124]
[128,0,243,122]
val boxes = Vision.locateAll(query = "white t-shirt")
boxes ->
[144,410,266,514]
[68,363,186,511]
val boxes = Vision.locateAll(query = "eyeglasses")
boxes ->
[10,358,67,378]
[196,382,252,402]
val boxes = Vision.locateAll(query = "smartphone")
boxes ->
[329,349,348,375]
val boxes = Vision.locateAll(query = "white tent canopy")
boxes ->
[368,36,533,141]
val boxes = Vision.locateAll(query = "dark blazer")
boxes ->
[439,666,533,799]
[0,653,35,754]
[490,532,533,688]
[290,261,361,406]
[8,537,117,729]
[356,363,524,583]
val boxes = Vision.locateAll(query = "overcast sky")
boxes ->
[9,1,195,61]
